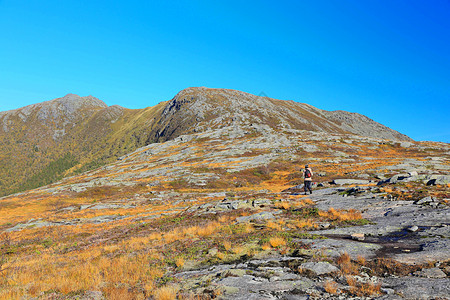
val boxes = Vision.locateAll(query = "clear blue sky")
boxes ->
[1,0,449,142]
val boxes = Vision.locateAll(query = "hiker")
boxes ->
[303,164,313,195]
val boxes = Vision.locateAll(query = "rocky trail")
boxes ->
[167,186,450,299]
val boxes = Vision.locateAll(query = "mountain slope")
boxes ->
[151,87,411,142]
[0,94,167,196]
[0,87,411,196]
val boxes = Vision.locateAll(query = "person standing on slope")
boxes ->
[303,165,313,195]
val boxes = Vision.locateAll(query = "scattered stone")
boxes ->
[252,198,271,207]
[377,172,422,185]
[81,290,103,300]
[282,184,304,192]
[424,175,450,186]
[400,141,413,148]
[407,225,419,232]
[300,262,339,276]
[236,211,278,223]
[416,196,434,205]
[414,268,447,278]
[383,277,450,299]
[408,171,418,177]
[60,206,77,212]
[433,175,450,185]
[89,203,135,210]
[380,287,395,295]
[351,233,365,241]
[208,248,218,256]
[332,179,370,185]
[319,222,331,229]
[70,186,87,193]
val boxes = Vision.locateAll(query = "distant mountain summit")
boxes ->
[153,87,411,142]
[0,87,411,196]
[0,93,107,126]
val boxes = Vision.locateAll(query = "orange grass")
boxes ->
[223,240,232,252]
[266,220,283,231]
[346,275,382,297]
[337,252,359,275]
[324,280,338,294]
[153,285,179,300]
[275,201,291,210]
[293,218,317,229]
[319,208,362,222]
[268,237,286,248]
[175,257,185,268]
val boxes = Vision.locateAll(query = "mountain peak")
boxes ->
[155,87,412,142]
[61,93,82,100]
[55,94,107,110]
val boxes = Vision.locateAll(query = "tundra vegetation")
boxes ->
[0,89,449,299]
[0,125,448,300]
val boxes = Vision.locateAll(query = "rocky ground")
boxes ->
[172,186,450,299]
[0,126,448,299]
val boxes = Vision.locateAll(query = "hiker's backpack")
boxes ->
[305,169,311,178]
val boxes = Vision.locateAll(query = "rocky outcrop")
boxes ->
[151,87,413,142]
[323,110,412,141]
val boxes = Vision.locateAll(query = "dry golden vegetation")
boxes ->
[0,180,377,299]
[0,121,448,298]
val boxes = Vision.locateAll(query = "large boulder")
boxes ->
[300,262,339,276]
[377,172,421,185]
[426,175,450,186]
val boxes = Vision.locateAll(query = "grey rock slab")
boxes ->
[269,272,302,282]
[218,274,314,298]
[310,224,403,237]
[417,225,450,239]
[252,198,272,207]
[78,290,104,300]
[393,239,450,264]
[351,233,365,241]
[435,175,450,184]
[279,295,309,300]
[247,257,304,269]
[82,215,129,224]
[416,196,434,205]
[370,206,450,229]
[89,203,135,210]
[70,186,87,192]
[332,179,370,185]
[400,141,414,148]
[207,192,227,198]
[5,220,58,232]
[382,277,450,299]
[385,174,413,184]
[414,267,447,278]
[60,206,77,212]
[236,211,280,223]
[299,261,339,276]
[407,225,419,232]
[301,238,382,259]
[311,192,383,213]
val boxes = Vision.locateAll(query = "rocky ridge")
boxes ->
[153,87,411,142]
[0,87,412,196]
